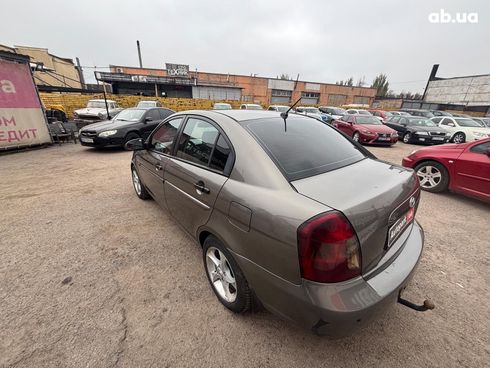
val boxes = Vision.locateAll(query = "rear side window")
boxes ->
[244,117,365,181]
[210,135,231,171]
[177,118,219,166]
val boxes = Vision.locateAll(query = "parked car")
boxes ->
[402,138,490,202]
[126,110,425,336]
[400,109,434,118]
[430,110,452,117]
[472,117,490,127]
[240,103,263,110]
[213,103,232,110]
[391,111,411,116]
[267,105,289,113]
[295,106,328,122]
[430,117,490,143]
[79,107,174,148]
[74,99,123,125]
[318,106,347,122]
[136,100,162,108]
[384,116,450,144]
[369,109,393,122]
[450,113,472,118]
[346,108,372,116]
[333,114,398,145]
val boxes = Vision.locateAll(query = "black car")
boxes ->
[430,110,453,117]
[399,109,434,118]
[79,107,175,148]
[384,116,450,144]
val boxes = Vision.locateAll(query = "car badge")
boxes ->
[409,196,416,208]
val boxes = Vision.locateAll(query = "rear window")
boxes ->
[244,117,365,181]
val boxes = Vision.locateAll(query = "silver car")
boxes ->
[126,110,426,336]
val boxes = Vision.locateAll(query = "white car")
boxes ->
[213,103,232,110]
[74,99,123,123]
[267,105,289,113]
[240,103,263,110]
[295,106,328,122]
[431,117,490,143]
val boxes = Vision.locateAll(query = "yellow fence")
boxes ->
[39,93,243,119]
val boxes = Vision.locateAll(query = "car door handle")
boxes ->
[155,164,163,171]
[194,181,210,194]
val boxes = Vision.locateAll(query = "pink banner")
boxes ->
[0,59,41,108]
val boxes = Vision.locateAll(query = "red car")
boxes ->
[333,114,398,145]
[402,138,490,202]
[368,109,393,122]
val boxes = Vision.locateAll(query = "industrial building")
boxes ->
[401,64,490,116]
[0,45,83,91]
[99,64,377,106]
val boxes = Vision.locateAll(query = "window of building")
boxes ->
[327,94,347,106]
[271,89,292,97]
[301,92,320,98]
[353,96,370,105]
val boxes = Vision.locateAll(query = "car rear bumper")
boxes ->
[233,221,424,337]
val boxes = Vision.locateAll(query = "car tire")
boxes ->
[203,235,252,314]
[414,161,449,193]
[131,165,150,200]
[452,132,466,144]
[125,132,140,145]
[403,132,412,144]
[352,131,360,142]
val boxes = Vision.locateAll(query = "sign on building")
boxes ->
[166,63,190,77]
[0,53,51,150]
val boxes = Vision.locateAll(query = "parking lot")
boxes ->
[1,142,488,368]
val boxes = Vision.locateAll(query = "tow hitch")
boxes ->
[398,295,435,312]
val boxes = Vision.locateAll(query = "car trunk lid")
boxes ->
[291,158,420,274]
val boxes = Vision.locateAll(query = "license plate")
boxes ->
[388,207,415,247]
[378,137,390,141]
[419,137,426,141]
[81,137,94,143]
[433,137,444,141]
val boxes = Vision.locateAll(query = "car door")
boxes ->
[163,116,232,236]
[335,115,352,134]
[385,116,402,133]
[136,116,185,208]
[452,141,490,200]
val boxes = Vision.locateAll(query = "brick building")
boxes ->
[101,65,376,107]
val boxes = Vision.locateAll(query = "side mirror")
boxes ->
[125,138,145,151]
[145,116,153,122]
[448,122,455,127]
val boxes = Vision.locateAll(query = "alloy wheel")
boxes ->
[132,169,142,196]
[352,132,360,142]
[205,247,237,303]
[403,133,411,143]
[453,133,465,143]
[417,165,442,189]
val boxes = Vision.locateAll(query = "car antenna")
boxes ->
[280,97,301,132]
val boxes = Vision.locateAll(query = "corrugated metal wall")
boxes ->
[192,86,241,100]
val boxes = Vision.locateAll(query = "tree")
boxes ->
[279,74,290,80]
[346,77,354,86]
[356,76,366,87]
[371,73,389,97]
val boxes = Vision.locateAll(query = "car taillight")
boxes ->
[298,211,362,283]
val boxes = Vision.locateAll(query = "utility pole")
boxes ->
[75,57,86,89]
[94,71,111,119]
[136,40,143,68]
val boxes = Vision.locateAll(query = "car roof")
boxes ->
[175,109,318,124]
[90,99,116,103]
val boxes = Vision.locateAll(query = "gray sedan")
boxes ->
[126,110,426,336]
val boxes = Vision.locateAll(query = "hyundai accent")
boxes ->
[126,110,427,336]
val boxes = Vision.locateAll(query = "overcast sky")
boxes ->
[1,0,488,93]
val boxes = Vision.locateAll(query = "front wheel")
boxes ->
[131,166,150,199]
[452,132,466,144]
[352,131,360,142]
[415,161,449,193]
[125,132,140,145]
[203,236,252,313]
[403,132,411,143]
